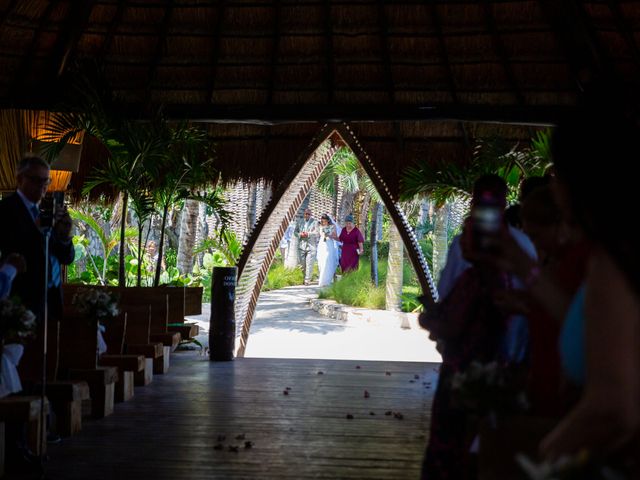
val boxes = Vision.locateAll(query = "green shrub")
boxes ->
[318,259,427,312]
[319,264,386,309]
[263,263,304,291]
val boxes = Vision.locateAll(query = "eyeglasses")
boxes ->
[24,175,52,185]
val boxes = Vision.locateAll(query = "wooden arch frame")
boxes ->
[234,122,438,357]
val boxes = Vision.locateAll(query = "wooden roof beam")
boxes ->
[48,0,97,78]
[132,103,571,125]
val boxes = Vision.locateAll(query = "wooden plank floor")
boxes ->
[39,353,438,480]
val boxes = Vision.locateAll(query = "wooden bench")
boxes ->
[69,367,118,419]
[168,322,200,342]
[0,395,50,474]
[120,305,161,383]
[98,312,144,402]
[58,313,117,419]
[44,381,90,437]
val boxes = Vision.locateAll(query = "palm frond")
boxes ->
[69,208,108,250]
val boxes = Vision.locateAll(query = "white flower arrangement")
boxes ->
[0,297,37,341]
[451,361,529,415]
[72,288,119,321]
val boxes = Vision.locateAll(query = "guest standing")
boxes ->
[295,208,319,285]
[338,214,364,273]
[0,156,74,385]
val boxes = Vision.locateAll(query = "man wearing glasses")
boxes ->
[0,156,74,386]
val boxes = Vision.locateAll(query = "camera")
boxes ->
[39,191,65,229]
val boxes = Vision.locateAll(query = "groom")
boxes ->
[295,208,319,285]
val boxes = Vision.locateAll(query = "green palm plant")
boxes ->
[400,131,552,205]
[69,208,137,285]
[147,122,226,286]
[400,131,552,282]
[81,118,163,287]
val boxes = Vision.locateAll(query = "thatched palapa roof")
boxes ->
[1,1,639,194]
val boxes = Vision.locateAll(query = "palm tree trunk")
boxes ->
[432,203,450,284]
[417,199,430,240]
[177,199,199,275]
[118,191,129,287]
[369,202,381,286]
[246,182,258,233]
[339,191,355,224]
[153,203,169,287]
[359,192,371,234]
[385,221,404,311]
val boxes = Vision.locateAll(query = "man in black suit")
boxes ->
[0,156,74,384]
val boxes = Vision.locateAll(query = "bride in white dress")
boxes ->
[316,214,340,287]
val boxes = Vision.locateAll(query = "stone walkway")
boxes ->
[186,285,441,363]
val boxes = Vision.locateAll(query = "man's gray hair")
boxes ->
[17,156,50,174]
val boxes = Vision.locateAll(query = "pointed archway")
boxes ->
[235,123,439,357]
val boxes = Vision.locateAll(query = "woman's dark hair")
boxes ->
[552,107,639,291]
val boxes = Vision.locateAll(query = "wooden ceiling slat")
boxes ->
[99,0,127,61]
[0,0,19,29]
[323,0,334,103]
[9,0,60,98]
[266,0,281,105]
[144,0,175,106]
[606,0,640,68]
[207,1,226,104]
[481,1,524,106]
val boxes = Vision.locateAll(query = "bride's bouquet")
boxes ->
[72,288,119,322]
[321,225,332,242]
[0,297,37,341]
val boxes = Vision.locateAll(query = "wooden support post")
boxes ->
[115,371,134,403]
[153,346,171,374]
[98,354,144,402]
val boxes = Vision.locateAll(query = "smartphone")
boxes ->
[471,204,503,251]
[39,192,65,229]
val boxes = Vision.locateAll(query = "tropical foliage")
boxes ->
[38,67,229,287]
[400,130,553,205]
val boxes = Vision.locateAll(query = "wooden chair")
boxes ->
[121,305,164,382]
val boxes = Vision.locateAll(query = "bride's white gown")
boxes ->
[317,225,339,287]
